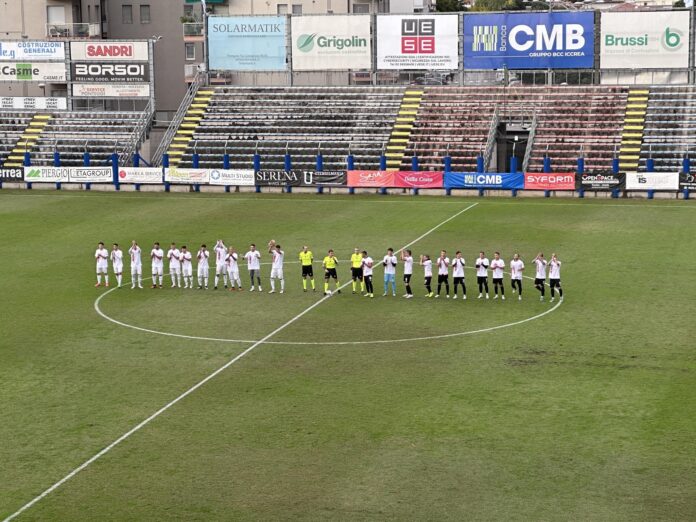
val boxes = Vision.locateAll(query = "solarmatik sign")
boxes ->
[208,16,287,71]
[463,12,594,69]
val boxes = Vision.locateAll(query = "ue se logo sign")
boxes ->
[401,19,435,54]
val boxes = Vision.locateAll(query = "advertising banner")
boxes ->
[393,171,443,188]
[68,167,113,183]
[377,15,459,70]
[165,167,210,184]
[291,15,371,71]
[600,12,689,70]
[302,171,347,186]
[0,168,23,181]
[577,172,624,190]
[463,12,594,70]
[524,173,576,190]
[0,41,65,61]
[444,172,525,189]
[209,169,255,186]
[208,16,287,71]
[71,62,150,83]
[679,172,696,191]
[23,166,70,183]
[117,167,163,184]
[0,97,66,110]
[0,62,65,82]
[72,83,150,98]
[348,170,394,187]
[347,170,442,187]
[625,171,679,190]
[70,42,149,61]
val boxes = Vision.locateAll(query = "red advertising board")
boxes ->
[347,170,443,188]
[524,173,576,190]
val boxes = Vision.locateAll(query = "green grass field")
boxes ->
[1,190,695,521]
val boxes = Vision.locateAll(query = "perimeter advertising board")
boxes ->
[463,12,594,70]
[625,171,679,190]
[444,172,525,189]
[600,12,689,70]
[377,15,459,70]
[208,16,287,71]
[291,15,371,71]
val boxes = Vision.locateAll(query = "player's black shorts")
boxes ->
[424,276,432,285]
[477,276,488,284]
[437,274,448,284]
[453,276,464,285]
[493,277,503,285]
[301,265,313,277]
[403,274,412,283]
[325,267,338,280]
[549,278,561,288]
[535,278,545,286]
[351,267,363,280]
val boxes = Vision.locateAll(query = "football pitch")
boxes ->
[1,190,695,521]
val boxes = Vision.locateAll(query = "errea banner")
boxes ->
[0,168,23,181]
[0,62,65,82]
[463,12,594,70]
[70,42,149,61]
[0,41,65,61]
[291,15,371,71]
[209,16,286,71]
[600,12,689,70]
[377,15,459,70]
[625,171,679,191]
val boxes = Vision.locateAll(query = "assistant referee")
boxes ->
[350,247,364,294]
[299,245,315,292]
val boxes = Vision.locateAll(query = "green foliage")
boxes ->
[472,0,526,11]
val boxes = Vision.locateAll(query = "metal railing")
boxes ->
[483,107,499,172]
[522,112,538,172]
[183,22,204,38]
[152,71,206,166]
[118,101,154,166]
[46,23,100,39]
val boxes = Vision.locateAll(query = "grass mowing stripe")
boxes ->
[3,202,479,522]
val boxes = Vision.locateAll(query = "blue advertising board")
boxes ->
[444,172,525,189]
[208,16,287,71]
[463,12,594,70]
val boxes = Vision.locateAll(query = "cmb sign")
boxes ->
[463,12,594,69]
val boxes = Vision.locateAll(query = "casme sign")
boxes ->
[524,173,576,190]
[444,172,525,189]
[463,12,594,69]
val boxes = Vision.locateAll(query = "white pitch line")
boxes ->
[3,202,479,522]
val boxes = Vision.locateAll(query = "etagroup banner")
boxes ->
[377,15,459,70]
[463,12,594,70]
[600,12,689,70]
[208,16,287,71]
[444,172,524,189]
[347,170,442,188]
[291,15,371,71]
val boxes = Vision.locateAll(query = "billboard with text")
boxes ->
[463,12,594,70]
[0,41,65,61]
[292,15,371,71]
[209,16,287,71]
[70,42,149,61]
[0,62,65,82]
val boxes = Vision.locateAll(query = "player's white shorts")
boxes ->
[169,265,181,274]
[227,268,239,280]
[152,263,163,276]
[271,268,284,279]
[131,264,142,275]
[216,262,226,274]
[198,265,209,277]
[96,263,108,274]
[113,262,123,274]
[182,266,192,277]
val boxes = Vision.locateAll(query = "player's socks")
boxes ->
[303,279,308,291]
[97,275,102,285]
[270,279,275,292]
[105,275,109,286]
[324,282,329,293]
[352,280,356,292]
[335,282,340,293]
[117,274,122,287]
[280,279,285,292]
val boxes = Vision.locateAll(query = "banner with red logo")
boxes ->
[524,173,576,190]
[347,170,394,187]
[348,170,443,188]
[394,171,443,188]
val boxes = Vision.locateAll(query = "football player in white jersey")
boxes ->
[95,241,109,287]
[128,241,143,289]
[268,241,285,294]
[490,252,506,300]
[435,250,450,298]
[452,251,466,300]
[510,253,525,301]
[244,244,262,292]
[382,248,398,297]
[197,244,210,289]
[400,249,414,298]
[420,254,433,298]
[549,253,563,302]
[167,242,181,288]
[533,253,548,301]
[361,250,374,298]
[225,246,242,291]
[475,251,490,299]
[150,242,164,289]
[214,239,228,290]
[111,243,124,288]
[180,246,193,289]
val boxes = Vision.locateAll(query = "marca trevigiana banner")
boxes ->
[291,15,371,71]
[600,12,690,69]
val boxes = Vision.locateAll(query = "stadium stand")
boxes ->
[639,86,696,172]
[164,86,406,170]
[0,113,41,168]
